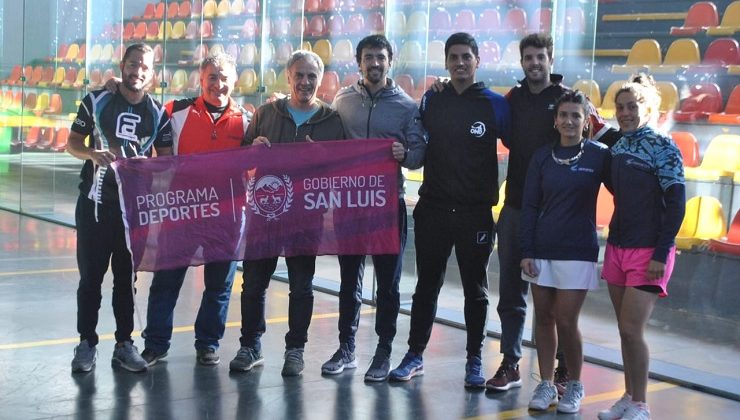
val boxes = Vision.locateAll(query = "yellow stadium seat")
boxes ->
[171,21,186,40]
[203,0,217,18]
[88,44,102,63]
[427,40,446,69]
[656,81,680,113]
[231,0,245,15]
[217,0,230,17]
[572,79,602,108]
[65,43,80,62]
[406,11,428,34]
[612,39,662,73]
[169,69,188,94]
[684,134,740,181]
[675,196,728,250]
[262,68,278,94]
[276,69,290,93]
[50,66,66,87]
[33,93,50,116]
[314,39,332,66]
[301,41,312,52]
[160,21,173,40]
[706,1,740,35]
[73,68,87,89]
[237,68,258,95]
[209,43,225,57]
[100,43,114,62]
[238,43,258,66]
[598,81,623,119]
[398,40,423,67]
[650,38,701,74]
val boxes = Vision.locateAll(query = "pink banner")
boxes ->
[112,139,400,272]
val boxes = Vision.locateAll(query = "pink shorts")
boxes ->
[601,244,676,297]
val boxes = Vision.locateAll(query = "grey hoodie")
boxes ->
[332,77,427,196]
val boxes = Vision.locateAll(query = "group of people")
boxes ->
[66,29,685,420]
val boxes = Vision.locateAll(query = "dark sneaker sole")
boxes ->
[229,358,264,372]
[111,358,147,373]
[388,367,424,382]
[486,379,522,391]
[143,351,168,367]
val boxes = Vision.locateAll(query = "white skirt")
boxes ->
[521,259,598,290]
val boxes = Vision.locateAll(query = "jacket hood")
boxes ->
[345,77,405,100]
[270,97,336,124]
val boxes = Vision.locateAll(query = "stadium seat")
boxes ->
[113,44,125,63]
[88,68,102,88]
[271,16,291,38]
[32,93,50,117]
[238,43,258,66]
[690,37,740,74]
[657,81,680,116]
[275,41,293,65]
[477,9,501,35]
[209,43,225,57]
[675,196,727,250]
[612,39,662,73]
[670,131,701,167]
[595,184,614,231]
[529,7,552,33]
[345,13,365,35]
[492,180,506,222]
[168,69,188,94]
[501,7,527,36]
[650,38,701,73]
[185,70,200,94]
[342,72,360,88]
[366,11,384,34]
[154,2,165,19]
[565,6,585,34]
[327,14,344,37]
[178,0,191,18]
[49,66,66,87]
[55,44,69,62]
[191,0,203,16]
[51,128,69,152]
[237,68,258,95]
[100,43,114,62]
[2,65,22,85]
[141,3,156,19]
[333,39,354,66]
[670,1,719,35]
[398,40,424,67]
[709,209,740,255]
[674,83,723,122]
[479,40,501,69]
[35,127,55,149]
[386,11,406,36]
[455,9,477,34]
[317,70,340,102]
[491,41,521,71]
[414,75,437,102]
[226,43,240,59]
[61,67,77,89]
[167,1,179,19]
[193,44,209,64]
[263,68,278,94]
[314,39,333,65]
[241,18,258,39]
[430,10,452,37]
[426,40,446,68]
[146,21,159,40]
[185,21,198,39]
[706,0,740,35]
[304,0,320,13]
[133,21,147,39]
[122,22,135,41]
[307,15,326,36]
[320,0,337,12]
[406,11,428,34]
[684,134,740,180]
[598,81,623,119]
[707,85,740,124]
[24,126,41,148]
[64,43,80,62]
[37,66,55,87]
[200,20,214,38]
[171,21,186,39]
[203,0,217,18]
[159,21,173,40]
[231,0,245,15]
[572,79,602,108]
[394,74,414,97]
[73,68,87,89]
[88,44,102,64]
[45,93,63,114]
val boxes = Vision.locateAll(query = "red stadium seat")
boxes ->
[342,72,361,88]
[327,14,344,36]
[691,38,740,73]
[708,85,740,124]
[141,3,156,20]
[501,7,527,36]
[709,210,740,256]
[317,71,340,102]
[478,9,501,35]
[52,128,69,152]
[178,1,191,18]
[307,15,326,36]
[366,11,384,34]
[670,1,719,35]
[345,13,364,35]
[430,10,452,36]
[674,83,723,122]
[455,9,476,34]
[565,7,585,34]
[670,131,701,167]
[167,1,179,19]
[596,184,614,231]
[529,7,552,33]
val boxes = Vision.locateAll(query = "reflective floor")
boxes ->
[1,210,740,420]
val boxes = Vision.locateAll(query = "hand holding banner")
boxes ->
[112,139,400,271]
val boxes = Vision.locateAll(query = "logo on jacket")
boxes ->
[476,231,489,245]
[247,174,294,221]
[116,113,142,142]
[470,121,486,138]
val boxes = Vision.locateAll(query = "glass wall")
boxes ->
[1,0,738,398]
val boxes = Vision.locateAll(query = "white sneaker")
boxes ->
[598,393,633,420]
[112,342,148,372]
[557,380,584,413]
[528,381,558,411]
[621,402,651,420]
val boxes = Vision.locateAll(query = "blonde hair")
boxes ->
[615,73,661,117]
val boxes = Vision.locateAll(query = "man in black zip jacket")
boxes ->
[389,32,511,388]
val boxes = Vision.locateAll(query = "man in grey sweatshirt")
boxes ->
[320,34,427,382]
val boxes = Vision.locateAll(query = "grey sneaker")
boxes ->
[281,348,305,377]
[364,351,391,382]
[321,343,357,375]
[196,348,220,365]
[229,346,264,372]
[112,342,148,372]
[71,340,97,373]
[528,381,558,411]
[140,348,168,367]
[557,380,585,413]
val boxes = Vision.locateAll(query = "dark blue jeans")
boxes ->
[239,256,315,351]
[337,199,407,354]
[496,205,529,363]
[142,261,236,353]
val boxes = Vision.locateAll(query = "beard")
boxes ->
[122,76,147,93]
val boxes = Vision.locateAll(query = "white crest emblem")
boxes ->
[470,121,486,138]
[116,112,142,142]
[247,175,293,221]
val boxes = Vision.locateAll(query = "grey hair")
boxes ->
[200,52,237,73]
[286,50,324,74]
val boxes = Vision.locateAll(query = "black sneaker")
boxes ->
[196,348,220,365]
[140,348,168,367]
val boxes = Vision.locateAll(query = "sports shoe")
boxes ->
[364,350,391,382]
[229,346,264,372]
[111,342,148,372]
[557,380,584,413]
[388,351,424,381]
[485,362,522,391]
[196,348,220,365]
[464,356,485,388]
[281,348,305,377]
[71,340,97,373]
[621,402,651,420]
[140,348,168,367]
[597,393,633,420]
[528,381,558,411]
[554,365,569,397]
[321,343,357,375]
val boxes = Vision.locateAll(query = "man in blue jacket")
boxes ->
[320,34,426,382]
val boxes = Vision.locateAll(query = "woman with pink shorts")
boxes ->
[598,74,686,420]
